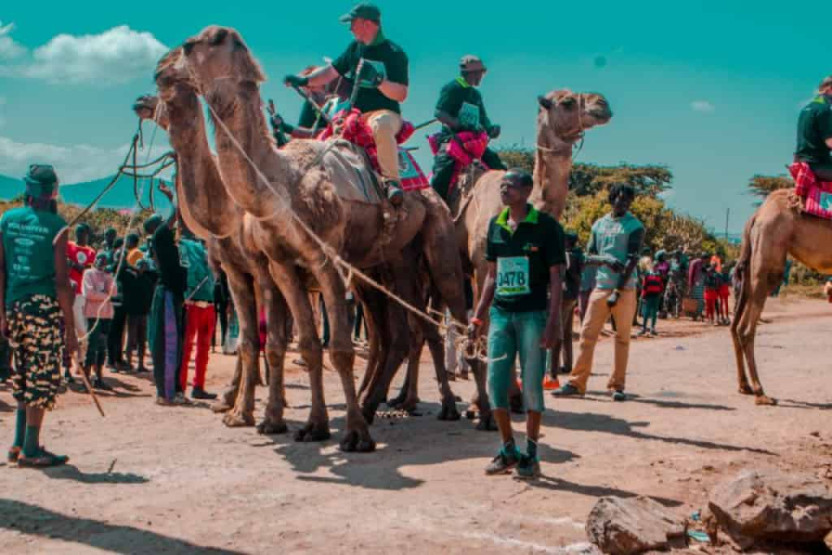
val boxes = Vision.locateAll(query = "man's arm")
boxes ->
[615,227,645,291]
[157,183,178,228]
[471,262,497,329]
[378,80,408,103]
[54,231,78,356]
[305,65,340,89]
[435,109,460,131]
[542,265,564,348]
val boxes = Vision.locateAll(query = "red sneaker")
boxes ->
[542,376,561,391]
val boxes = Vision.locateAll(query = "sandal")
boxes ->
[17,447,69,468]
[7,446,20,464]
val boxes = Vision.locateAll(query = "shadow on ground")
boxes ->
[0,499,243,554]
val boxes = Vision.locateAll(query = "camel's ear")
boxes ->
[210,28,229,46]
[538,95,553,110]
[559,96,577,108]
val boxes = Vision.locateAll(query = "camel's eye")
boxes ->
[210,29,229,47]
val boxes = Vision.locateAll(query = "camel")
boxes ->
[133,70,291,433]
[397,90,613,412]
[180,26,479,449]
[732,189,832,405]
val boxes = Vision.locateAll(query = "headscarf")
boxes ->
[23,164,59,199]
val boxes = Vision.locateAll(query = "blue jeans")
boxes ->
[487,306,548,413]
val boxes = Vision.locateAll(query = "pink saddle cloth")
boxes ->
[789,162,832,220]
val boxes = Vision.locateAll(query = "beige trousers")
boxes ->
[363,110,402,181]
[566,288,637,393]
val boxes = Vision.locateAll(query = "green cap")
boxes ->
[339,2,381,23]
[23,164,59,199]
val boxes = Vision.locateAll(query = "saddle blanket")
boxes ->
[790,162,832,220]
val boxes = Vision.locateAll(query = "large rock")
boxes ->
[586,496,687,554]
[704,469,832,550]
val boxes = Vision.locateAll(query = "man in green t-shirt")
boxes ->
[469,169,565,479]
[0,164,78,468]
[430,55,507,201]
[284,2,410,206]
[554,184,644,402]
[795,75,832,181]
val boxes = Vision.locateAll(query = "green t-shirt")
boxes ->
[435,77,493,133]
[796,95,832,166]
[0,206,67,307]
[588,212,645,290]
[485,205,566,312]
[332,32,408,115]
[178,238,214,302]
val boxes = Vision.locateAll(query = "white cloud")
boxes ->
[0,135,171,183]
[0,24,167,84]
[0,21,26,59]
[691,100,715,114]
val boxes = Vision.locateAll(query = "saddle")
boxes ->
[790,162,832,220]
[428,130,492,197]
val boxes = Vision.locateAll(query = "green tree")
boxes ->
[748,174,792,198]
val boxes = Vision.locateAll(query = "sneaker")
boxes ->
[172,392,193,405]
[17,447,69,468]
[542,375,561,391]
[612,390,627,402]
[637,328,649,337]
[515,454,541,480]
[485,447,521,475]
[386,181,404,207]
[92,378,113,391]
[7,446,20,464]
[552,384,584,398]
[191,387,218,400]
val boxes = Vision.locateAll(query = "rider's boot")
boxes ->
[385,179,404,207]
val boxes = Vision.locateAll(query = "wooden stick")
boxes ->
[70,354,106,418]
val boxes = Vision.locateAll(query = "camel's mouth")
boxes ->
[132,95,157,118]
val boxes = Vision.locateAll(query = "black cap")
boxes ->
[339,2,381,23]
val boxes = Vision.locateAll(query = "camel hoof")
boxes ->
[437,400,461,421]
[754,395,777,406]
[476,413,498,432]
[222,411,255,428]
[257,419,289,435]
[211,401,233,413]
[339,429,376,453]
[294,422,331,442]
[361,405,378,426]
[386,390,410,409]
[738,384,754,395]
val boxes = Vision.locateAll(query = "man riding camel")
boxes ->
[284,2,409,206]
[430,55,506,202]
[796,75,832,181]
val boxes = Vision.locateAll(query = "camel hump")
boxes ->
[292,140,385,204]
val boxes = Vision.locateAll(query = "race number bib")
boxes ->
[458,102,480,129]
[496,256,531,297]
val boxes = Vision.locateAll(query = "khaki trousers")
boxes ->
[566,288,637,393]
[363,110,402,181]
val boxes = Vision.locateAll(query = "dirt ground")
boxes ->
[1,297,830,554]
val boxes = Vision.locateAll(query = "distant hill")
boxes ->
[0,173,173,212]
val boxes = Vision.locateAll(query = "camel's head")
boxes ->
[181,26,265,100]
[537,90,613,144]
[132,93,170,130]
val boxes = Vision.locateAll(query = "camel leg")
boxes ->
[358,275,410,424]
[387,328,423,412]
[268,261,331,442]
[257,277,291,435]
[314,264,375,453]
[730,273,753,395]
[213,357,242,413]
[223,269,259,428]
[735,276,777,405]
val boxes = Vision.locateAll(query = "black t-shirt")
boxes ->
[435,78,493,133]
[485,206,566,312]
[796,95,832,166]
[151,225,186,297]
[563,247,584,301]
[332,34,408,114]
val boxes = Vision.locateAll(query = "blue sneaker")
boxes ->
[515,454,541,479]
[485,446,521,475]
[612,390,627,402]
[552,383,584,398]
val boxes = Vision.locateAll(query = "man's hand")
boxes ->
[540,321,562,349]
[487,124,501,139]
[357,62,383,88]
[607,290,620,307]
[269,113,284,129]
[65,328,79,358]
[158,182,174,200]
[284,74,309,88]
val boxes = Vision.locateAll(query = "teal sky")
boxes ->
[0,1,828,233]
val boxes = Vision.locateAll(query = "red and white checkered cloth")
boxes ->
[789,162,832,219]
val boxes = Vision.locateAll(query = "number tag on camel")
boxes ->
[496,256,531,297]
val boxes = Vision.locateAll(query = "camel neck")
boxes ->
[531,122,573,221]
[210,83,293,220]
